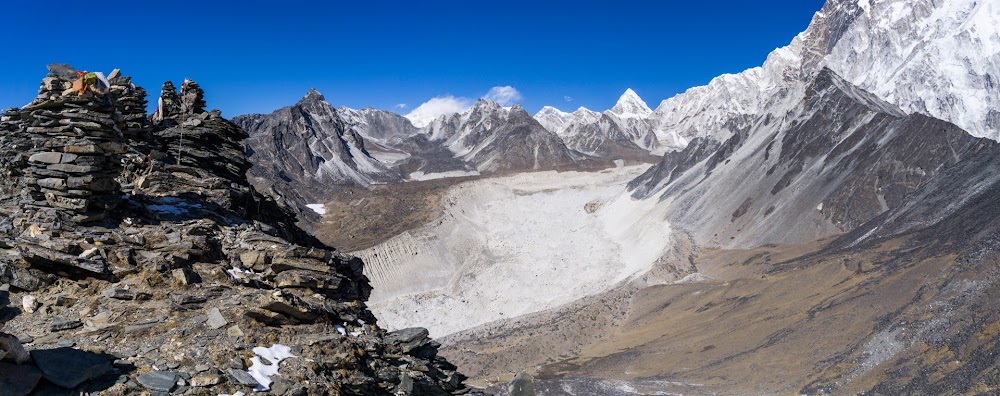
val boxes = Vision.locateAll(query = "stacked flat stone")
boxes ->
[109,74,151,135]
[138,79,254,213]
[18,69,125,225]
[0,107,29,170]
[179,80,206,114]
[0,108,29,246]
[0,108,20,127]
[153,81,181,124]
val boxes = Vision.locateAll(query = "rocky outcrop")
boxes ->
[0,65,483,395]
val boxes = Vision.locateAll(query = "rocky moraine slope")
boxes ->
[0,65,483,395]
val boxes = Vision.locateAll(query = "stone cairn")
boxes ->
[151,81,181,124]
[18,66,125,225]
[108,72,152,138]
[179,79,206,114]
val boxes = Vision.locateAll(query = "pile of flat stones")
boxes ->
[109,73,153,139]
[18,71,125,224]
[0,65,486,395]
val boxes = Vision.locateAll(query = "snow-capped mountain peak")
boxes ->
[472,98,507,111]
[534,106,573,133]
[533,105,604,134]
[643,0,1000,146]
[537,105,569,117]
[609,88,652,119]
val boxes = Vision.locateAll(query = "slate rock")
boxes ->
[48,317,83,332]
[206,307,227,330]
[136,370,179,392]
[30,347,112,388]
[227,368,258,386]
[387,327,431,351]
[0,362,42,396]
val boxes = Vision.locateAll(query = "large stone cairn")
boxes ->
[179,79,206,114]
[108,72,152,136]
[18,67,125,225]
[151,81,181,124]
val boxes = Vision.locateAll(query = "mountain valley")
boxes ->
[0,0,997,395]
[229,0,1000,394]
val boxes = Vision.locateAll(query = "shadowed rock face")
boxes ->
[629,68,991,249]
[628,137,721,199]
[235,89,402,219]
[559,113,659,162]
[464,105,583,173]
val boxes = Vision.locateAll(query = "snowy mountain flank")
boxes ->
[533,0,998,151]
[654,0,999,143]
[632,68,988,249]
[620,0,999,247]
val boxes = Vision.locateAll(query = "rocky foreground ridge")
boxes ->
[0,65,482,395]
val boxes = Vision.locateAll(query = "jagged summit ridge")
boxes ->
[299,87,326,104]
[646,0,1000,146]
[235,90,401,218]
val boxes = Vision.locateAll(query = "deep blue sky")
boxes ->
[0,0,825,118]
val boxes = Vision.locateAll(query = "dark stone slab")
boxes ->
[0,362,42,396]
[136,370,179,392]
[227,368,258,386]
[30,347,112,388]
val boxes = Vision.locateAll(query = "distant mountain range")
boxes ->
[235,0,998,224]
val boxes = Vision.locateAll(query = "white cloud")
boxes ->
[482,86,523,106]
[404,96,473,128]
[564,96,573,102]
[395,103,407,109]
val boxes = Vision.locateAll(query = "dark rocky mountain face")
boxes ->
[338,106,420,145]
[460,104,586,173]
[627,137,721,198]
[560,113,660,162]
[238,94,617,215]
[338,106,477,177]
[627,68,989,249]
[0,66,482,395]
[421,101,610,173]
[234,89,401,219]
